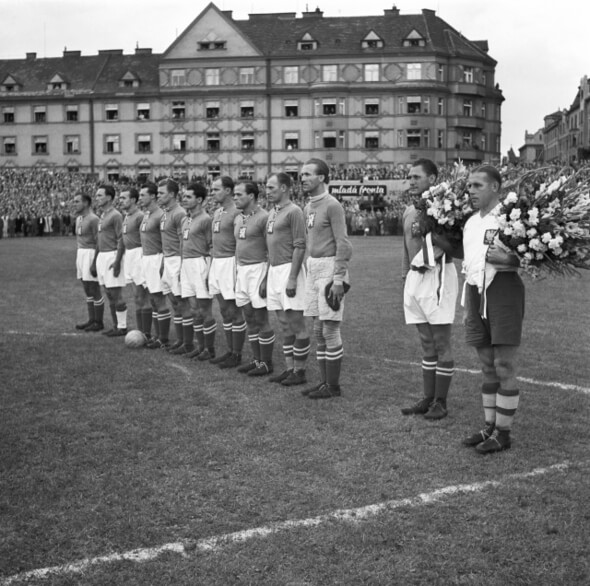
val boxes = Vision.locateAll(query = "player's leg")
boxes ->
[170,297,194,355]
[102,287,118,335]
[147,292,170,348]
[280,310,309,386]
[423,324,455,420]
[209,294,234,364]
[236,302,259,373]
[194,297,216,360]
[77,280,96,330]
[268,310,294,383]
[248,307,274,376]
[111,286,128,335]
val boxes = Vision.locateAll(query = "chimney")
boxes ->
[63,50,81,57]
[384,5,400,15]
[98,49,124,56]
[26,52,36,60]
[302,7,323,18]
[135,48,153,55]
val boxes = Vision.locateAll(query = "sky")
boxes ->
[1,0,588,156]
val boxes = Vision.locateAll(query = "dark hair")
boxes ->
[305,158,330,185]
[141,182,157,197]
[413,158,438,178]
[79,193,92,207]
[186,182,207,200]
[269,172,292,189]
[97,184,116,199]
[473,165,502,188]
[121,187,139,202]
[217,175,235,191]
[238,181,259,200]
[158,178,179,196]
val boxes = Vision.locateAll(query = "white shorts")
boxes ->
[235,262,267,309]
[142,253,166,294]
[96,250,126,288]
[267,262,306,312]
[181,257,212,299]
[162,255,182,297]
[303,256,346,322]
[208,256,236,300]
[124,247,145,286]
[76,248,97,282]
[404,262,458,325]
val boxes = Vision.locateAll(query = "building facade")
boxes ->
[0,3,504,180]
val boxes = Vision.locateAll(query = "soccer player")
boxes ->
[178,182,214,358]
[119,187,148,332]
[91,185,127,336]
[156,179,186,351]
[207,176,241,364]
[229,181,272,374]
[73,193,104,332]
[262,172,310,386]
[301,159,352,399]
[400,159,460,420]
[139,182,168,346]
[462,165,524,454]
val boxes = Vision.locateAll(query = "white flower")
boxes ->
[527,207,540,226]
[517,244,528,253]
[443,199,453,212]
[505,192,518,204]
[541,232,552,243]
[526,228,537,238]
[503,226,513,236]
[524,252,534,260]
[512,220,526,237]
[536,252,544,260]
[509,208,522,221]
[528,238,545,252]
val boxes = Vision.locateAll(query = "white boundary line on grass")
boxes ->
[3,330,83,337]
[0,461,571,585]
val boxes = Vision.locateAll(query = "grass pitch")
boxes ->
[1,236,589,585]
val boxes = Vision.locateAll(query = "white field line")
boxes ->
[0,461,571,585]
[376,356,590,395]
[2,330,83,337]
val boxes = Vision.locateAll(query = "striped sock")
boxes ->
[173,315,183,343]
[203,318,217,352]
[316,344,327,383]
[109,303,117,329]
[283,334,295,371]
[325,344,344,387]
[232,320,247,356]
[93,297,104,324]
[248,330,261,361]
[193,317,205,352]
[152,311,160,339]
[422,356,438,400]
[115,308,127,330]
[182,317,194,350]
[86,297,95,323]
[435,360,455,405]
[482,382,500,424]
[259,330,275,365]
[223,321,233,352]
[495,387,520,431]
[158,310,171,342]
[293,337,311,372]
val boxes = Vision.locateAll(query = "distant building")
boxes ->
[0,3,504,180]
[518,128,544,164]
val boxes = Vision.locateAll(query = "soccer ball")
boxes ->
[125,329,147,348]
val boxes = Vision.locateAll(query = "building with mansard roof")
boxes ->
[0,3,504,180]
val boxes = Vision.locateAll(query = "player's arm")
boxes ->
[401,208,412,280]
[287,209,306,297]
[111,215,124,277]
[329,202,353,300]
[90,216,99,277]
[431,231,464,260]
[487,244,520,270]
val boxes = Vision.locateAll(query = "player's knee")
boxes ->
[313,319,325,345]
[322,321,342,347]
[115,302,127,312]
[493,357,515,379]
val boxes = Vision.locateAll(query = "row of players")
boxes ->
[73,158,352,400]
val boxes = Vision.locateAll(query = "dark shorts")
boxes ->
[465,272,525,347]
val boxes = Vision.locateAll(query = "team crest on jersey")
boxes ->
[484,229,498,245]
[183,229,189,240]
[267,221,275,234]
[97,222,102,232]
[141,222,147,232]
[213,221,221,233]
[160,220,166,230]
[411,221,421,237]
[306,212,316,228]
[123,225,127,234]
[238,226,247,239]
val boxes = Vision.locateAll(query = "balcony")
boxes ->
[449,115,486,129]
[452,147,485,161]
[449,82,486,96]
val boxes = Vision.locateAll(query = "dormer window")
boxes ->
[362,31,384,49]
[403,29,426,47]
[2,74,21,92]
[47,73,68,91]
[198,35,226,51]
[298,33,318,51]
[119,70,140,89]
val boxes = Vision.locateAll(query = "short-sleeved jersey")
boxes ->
[75,212,99,250]
[304,192,352,281]
[140,207,164,256]
[122,209,144,251]
[97,207,123,253]
[211,203,240,259]
[463,209,500,290]
[234,207,269,266]
[266,201,306,266]
[181,211,212,259]
[160,202,186,257]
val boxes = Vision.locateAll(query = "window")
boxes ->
[438,65,445,81]
[239,165,255,180]
[52,82,63,90]
[365,131,379,149]
[462,66,474,83]
[283,66,299,84]
[423,98,430,114]
[407,64,422,80]
[437,98,444,116]
[207,132,220,151]
[481,134,487,151]
[323,131,337,149]
[397,130,404,147]
[199,41,226,50]
[364,64,379,82]
[33,136,48,154]
[170,69,186,86]
[123,80,134,88]
[65,135,80,154]
[462,131,473,148]
[240,101,254,118]
[463,99,473,117]
[34,106,46,123]
[207,164,221,179]
[322,65,337,82]
[365,98,379,116]
[205,68,220,86]
[3,137,16,154]
[241,132,254,151]
[239,67,254,85]
[322,100,337,116]
[66,105,78,121]
[2,107,14,123]
[338,130,346,148]
[407,129,421,148]
[137,134,152,153]
[172,101,185,119]
[136,103,150,120]
[482,72,487,86]
[298,41,318,51]
[105,135,120,153]
[363,39,383,49]
[437,130,444,149]
[173,134,187,152]
[206,101,219,119]
[105,104,118,121]
[481,102,487,119]
[284,100,298,117]
[284,132,299,150]
[407,96,422,114]
[423,129,430,148]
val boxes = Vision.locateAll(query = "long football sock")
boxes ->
[293,337,311,372]
[482,382,500,424]
[223,320,233,352]
[316,344,326,383]
[173,315,183,344]
[183,317,194,350]
[152,311,160,339]
[86,297,96,323]
[158,310,171,342]
[495,387,519,431]
[325,344,343,387]
[135,309,143,331]
[232,320,247,356]
[203,318,217,352]
[115,303,127,330]
[283,334,295,371]
[422,355,438,400]
[141,308,152,337]
[434,360,455,407]
[93,297,104,324]
[193,317,205,351]
[248,330,261,361]
[259,330,275,365]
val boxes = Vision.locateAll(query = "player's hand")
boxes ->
[159,263,164,278]
[110,261,121,277]
[285,276,297,298]
[90,263,97,278]
[486,245,519,269]
[259,279,267,299]
[328,281,345,304]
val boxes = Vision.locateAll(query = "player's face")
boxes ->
[300,164,324,195]
[468,172,498,212]
[119,192,132,210]
[265,176,283,204]
[407,166,434,197]
[157,185,173,207]
[72,196,86,214]
[95,188,111,208]
[139,189,152,209]
[233,184,252,211]
[183,190,198,211]
[211,179,228,204]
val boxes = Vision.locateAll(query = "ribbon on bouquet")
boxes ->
[410,232,446,306]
